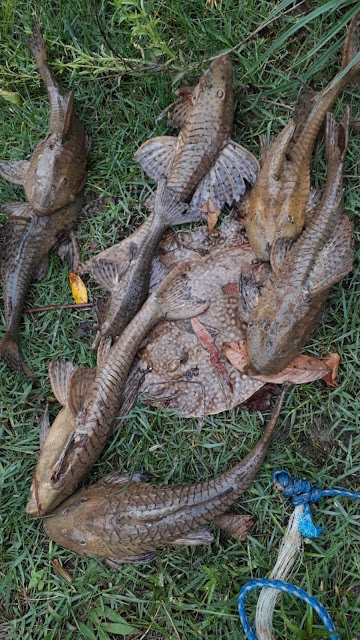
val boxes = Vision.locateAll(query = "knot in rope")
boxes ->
[272,469,323,506]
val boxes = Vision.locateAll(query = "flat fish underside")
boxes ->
[131,221,269,417]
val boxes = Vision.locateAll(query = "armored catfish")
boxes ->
[27,264,208,515]
[43,386,288,566]
[245,109,353,375]
[0,24,90,215]
[82,55,259,346]
[243,12,360,263]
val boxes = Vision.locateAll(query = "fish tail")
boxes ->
[0,333,36,381]
[154,177,196,225]
[325,107,349,168]
[24,23,48,68]
[341,12,360,79]
[156,264,209,321]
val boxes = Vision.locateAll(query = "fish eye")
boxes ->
[217,90,224,98]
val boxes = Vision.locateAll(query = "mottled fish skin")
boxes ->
[31,265,209,515]
[0,196,83,379]
[246,109,354,375]
[44,386,287,565]
[0,24,90,215]
[244,13,360,262]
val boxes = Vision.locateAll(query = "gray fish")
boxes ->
[0,24,90,215]
[43,385,288,566]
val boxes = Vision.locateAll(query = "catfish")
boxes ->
[0,195,83,379]
[244,109,353,375]
[0,24,90,215]
[82,55,259,346]
[242,12,360,263]
[26,264,209,515]
[43,385,288,566]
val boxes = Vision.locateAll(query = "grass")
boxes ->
[0,0,360,638]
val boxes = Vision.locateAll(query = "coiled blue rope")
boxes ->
[238,469,360,639]
[238,579,338,640]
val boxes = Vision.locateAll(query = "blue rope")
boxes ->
[237,470,360,637]
[272,469,360,538]
[238,579,338,640]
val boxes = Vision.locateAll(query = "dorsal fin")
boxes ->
[68,367,96,415]
[48,360,78,405]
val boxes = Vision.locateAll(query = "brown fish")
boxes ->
[26,265,208,516]
[83,55,259,346]
[243,13,360,263]
[0,24,90,215]
[245,109,353,375]
[0,195,83,379]
[43,385,288,566]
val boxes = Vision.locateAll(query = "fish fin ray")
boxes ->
[96,334,112,365]
[0,333,36,380]
[134,136,177,181]
[149,257,169,294]
[87,258,128,292]
[154,177,192,224]
[305,187,321,221]
[168,87,194,127]
[68,367,96,415]
[33,254,49,282]
[172,526,214,546]
[325,108,349,167]
[307,214,353,296]
[156,264,209,321]
[238,274,260,322]
[48,359,78,405]
[105,552,157,567]
[58,230,81,272]
[341,12,360,79]
[39,403,50,451]
[60,90,74,139]
[96,469,152,486]
[0,160,30,185]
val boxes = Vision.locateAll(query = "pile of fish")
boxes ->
[0,14,358,567]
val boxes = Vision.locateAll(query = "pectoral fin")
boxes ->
[270,237,294,275]
[87,258,128,292]
[238,274,260,321]
[307,214,353,296]
[39,403,50,451]
[105,552,157,567]
[172,526,214,546]
[58,231,81,272]
[133,136,177,181]
[48,360,78,406]
[149,257,169,294]
[68,367,96,415]
[187,139,259,219]
[0,160,30,185]
[97,469,153,486]
[33,254,49,282]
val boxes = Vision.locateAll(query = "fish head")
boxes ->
[26,406,76,517]
[193,55,233,124]
[24,134,81,215]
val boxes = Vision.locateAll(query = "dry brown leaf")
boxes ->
[215,513,254,540]
[224,341,340,386]
[222,282,239,296]
[52,559,73,583]
[191,317,233,392]
[201,198,221,233]
[69,272,88,304]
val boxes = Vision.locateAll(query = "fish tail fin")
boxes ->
[24,23,48,68]
[156,264,209,321]
[325,107,349,168]
[0,333,36,380]
[154,177,197,225]
[341,12,360,79]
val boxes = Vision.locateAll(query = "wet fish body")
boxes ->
[0,196,83,378]
[244,13,360,262]
[246,110,354,375]
[83,55,259,344]
[27,265,208,515]
[43,387,287,565]
[0,24,90,215]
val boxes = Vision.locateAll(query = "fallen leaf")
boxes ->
[69,272,88,304]
[215,513,254,540]
[241,383,281,411]
[224,341,340,386]
[222,282,239,296]
[191,317,233,392]
[201,198,221,233]
[0,89,21,105]
[52,559,73,583]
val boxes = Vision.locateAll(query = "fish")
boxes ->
[43,385,288,566]
[244,109,353,375]
[82,55,259,345]
[0,195,83,379]
[242,12,360,263]
[26,264,209,516]
[0,24,90,215]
